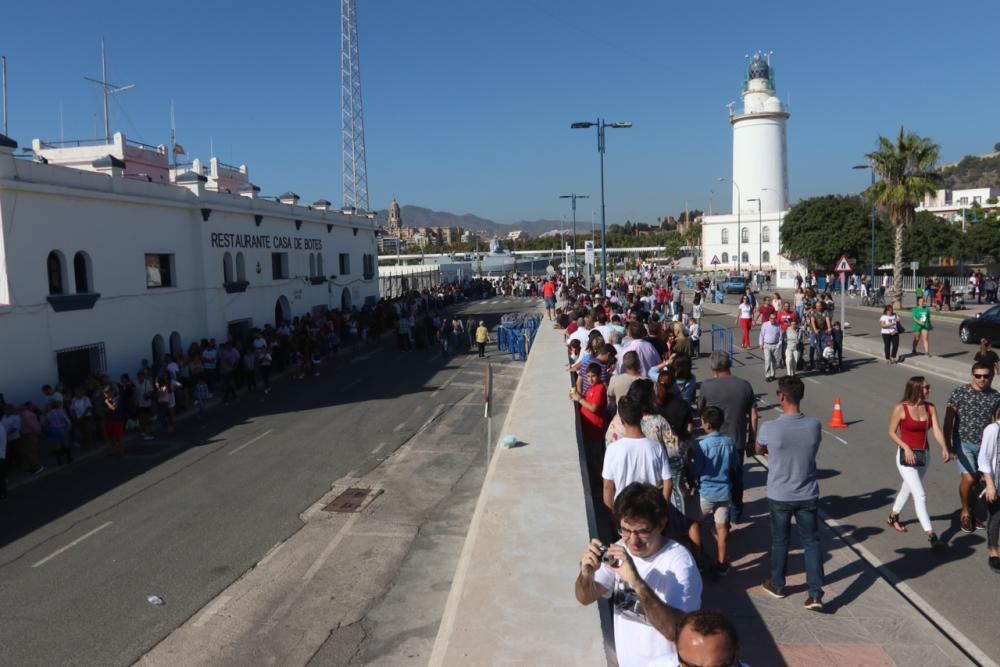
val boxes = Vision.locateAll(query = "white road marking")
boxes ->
[431,389,440,398]
[32,521,113,568]
[822,429,849,445]
[805,377,821,385]
[417,404,447,434]
[228,429,274,455]
[393,422,406,432]
[344,469,358,479]
[192,594,233,628]
[373,442,388,453]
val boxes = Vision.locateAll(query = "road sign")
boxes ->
[710,255,721,265]
[910,261,919,271]
[835,256,852,273]
[585,240,594,265]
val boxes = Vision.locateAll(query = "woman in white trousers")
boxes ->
[886,376,951,548]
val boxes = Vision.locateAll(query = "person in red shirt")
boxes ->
[756,299,776,326]
[573,362,609,488]
[543,278,557,320]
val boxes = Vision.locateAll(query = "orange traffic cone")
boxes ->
[828,396,848,429]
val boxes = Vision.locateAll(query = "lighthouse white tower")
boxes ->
[701,52,804,287]
[731,52,789,215]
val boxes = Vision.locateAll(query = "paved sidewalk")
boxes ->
[708,462,980,666]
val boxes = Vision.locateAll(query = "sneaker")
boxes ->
[960,514,974,533]
[761,579,786,599]
[989,556,1000,573]
[716,562,730,577]
[732,507,743,523]
[804,596,824,611]
[976,518,986,530]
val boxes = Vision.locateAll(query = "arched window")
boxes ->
[151,334,165,365]
[741,251,750,263]
[316,253,324,278]
[169,332,183,359]
[47,251,67,295]
[73,251,92,293]
[721,229,729,245]
[762,226,770,242]
[721,252,729,263]
[235,252,246,282]
[762,251,770,263]
[223,252,234,283]
[741,227,749,243]
[309,253,317,278]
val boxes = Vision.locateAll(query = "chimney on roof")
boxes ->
[279,192,300,206]
[312,199,332,211]
[239,183,260,199]
[92,154,126,178]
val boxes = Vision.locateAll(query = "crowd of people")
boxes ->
[553,264,1000,667]
[0,279,500,497]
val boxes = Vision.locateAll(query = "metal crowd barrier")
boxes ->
[496,314,541,361]
[711,323,733,363]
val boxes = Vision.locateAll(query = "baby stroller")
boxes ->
[816,333,843,374]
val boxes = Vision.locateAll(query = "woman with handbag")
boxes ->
[977,404,1000,573]
[887,376,951,548]
[879,305,901,365]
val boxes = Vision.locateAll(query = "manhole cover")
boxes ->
[322,487,381,513]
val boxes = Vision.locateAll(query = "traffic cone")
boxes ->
[828,396,848,429]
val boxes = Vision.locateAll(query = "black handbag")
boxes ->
[899,447,927,467]
[896,319,906,334]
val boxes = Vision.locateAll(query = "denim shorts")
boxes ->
[956,440,981,476]
[544,296,556,308]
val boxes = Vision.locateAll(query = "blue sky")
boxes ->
[3,1,998,226]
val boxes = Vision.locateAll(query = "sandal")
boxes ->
[887,512,907,533]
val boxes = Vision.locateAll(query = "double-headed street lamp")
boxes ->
[852,164,877,288]
[572,119,632,295]
[747,197,762,271]
[717,177,742,274]
[559,193,589,277]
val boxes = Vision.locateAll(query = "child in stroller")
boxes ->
[818,322,844,373]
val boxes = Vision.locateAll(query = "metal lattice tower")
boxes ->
[341,0,370,212]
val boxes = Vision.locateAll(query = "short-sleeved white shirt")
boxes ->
[594,539,702,667]
[602,436,672,496]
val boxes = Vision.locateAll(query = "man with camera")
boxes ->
[575,482,702,666]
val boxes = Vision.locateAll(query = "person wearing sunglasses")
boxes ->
[576,483,702,667]
[886,377,951,548]
[944,362,1000,533]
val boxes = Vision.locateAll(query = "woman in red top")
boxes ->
[887,376,951,548]
[572,363,609,490]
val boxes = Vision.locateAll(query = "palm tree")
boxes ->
[865,126,941,308]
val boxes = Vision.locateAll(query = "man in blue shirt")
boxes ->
[756,376,825,611]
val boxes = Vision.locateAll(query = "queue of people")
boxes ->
[559,271,820,666]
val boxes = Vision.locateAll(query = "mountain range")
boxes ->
[373,205,567,238]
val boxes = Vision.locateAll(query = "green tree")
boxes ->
[902,211,961,266]
[779,195,878,268]
[865,127,941,308]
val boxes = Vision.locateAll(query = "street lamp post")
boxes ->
[718,177,742,274]
[748,197,762,275]
[572,119,632,295]
[559,193,589,278]
[852,164,877,288]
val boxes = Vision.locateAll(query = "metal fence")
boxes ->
[496,314,541,361]
[711,324,733,363]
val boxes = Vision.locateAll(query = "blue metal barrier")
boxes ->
[494,313,540,361]
[711,324,734,363]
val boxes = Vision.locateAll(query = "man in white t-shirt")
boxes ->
[602,395,672,511]
[575,483,703,667]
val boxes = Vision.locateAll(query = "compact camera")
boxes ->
[598,545,620,567]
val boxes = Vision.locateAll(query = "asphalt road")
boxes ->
[0,297,536,667]
[698,307,1000,662]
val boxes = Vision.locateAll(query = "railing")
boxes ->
[125,138,165,153]
[496,313,541,361]
[38,138,112,149]
[711,324,733,363]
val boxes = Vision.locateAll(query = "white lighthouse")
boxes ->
[732,53,789,214]
[701,52,805,287]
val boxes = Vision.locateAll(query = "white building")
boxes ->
[701,53,806,287]
[917,187,1000,222]
[0,132,379,403]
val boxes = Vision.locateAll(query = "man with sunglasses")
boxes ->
[944,361,1000,533]
[576,483,702,667]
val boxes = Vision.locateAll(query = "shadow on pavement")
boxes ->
[0,300,530,553]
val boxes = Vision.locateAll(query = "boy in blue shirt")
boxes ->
[693,406,737,575]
